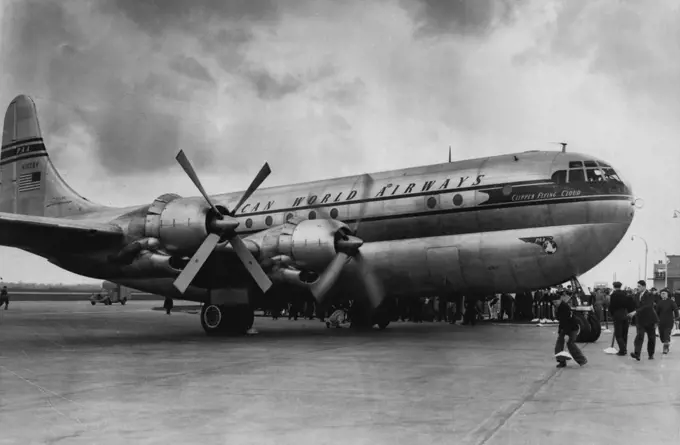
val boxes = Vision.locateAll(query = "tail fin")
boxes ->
[0,94,103,217]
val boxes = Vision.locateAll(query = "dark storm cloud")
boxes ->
[169,55,215,84]
[536,0,680,113]
[246,70,303,100]
[324,78,367,107]
[406,0,521,37]
[1,0,225,174]
[100,0,279,35]
[202,27,253,73]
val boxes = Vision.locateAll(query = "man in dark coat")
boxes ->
[554,291,587,367]
[629,280,660,361]
[0,286,9,310]
[608,281,636,355]
[163,296,173,315]
[462,295,479,326]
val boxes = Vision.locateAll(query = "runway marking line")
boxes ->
[0,364,85,424]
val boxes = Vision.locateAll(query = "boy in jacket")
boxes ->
[554,291,587,368]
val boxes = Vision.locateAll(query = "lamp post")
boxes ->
[632,235,649,286]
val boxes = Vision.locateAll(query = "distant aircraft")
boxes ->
[0,95,635,337]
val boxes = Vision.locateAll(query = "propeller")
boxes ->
[172,150,273,294]
[308,174,385,311]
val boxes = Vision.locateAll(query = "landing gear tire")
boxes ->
[200,304,254,336]
[90,301,96,306]
[201,304,224,336]
[121,298,127,305]
[586,313,602,342]
[573,312,592,343]
[372,308,391,330]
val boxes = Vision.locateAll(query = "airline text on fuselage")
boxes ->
[237,174,486,215]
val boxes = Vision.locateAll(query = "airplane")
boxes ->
[0,94,636,337]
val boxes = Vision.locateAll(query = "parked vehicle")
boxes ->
[89,282,132,306]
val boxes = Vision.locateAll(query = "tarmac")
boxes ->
[0,301,678,445]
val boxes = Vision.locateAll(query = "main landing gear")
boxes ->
[200,304,254,336]
[567,276,602,343]
[348,301,392,330]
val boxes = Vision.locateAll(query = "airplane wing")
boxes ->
[0,212,124,253]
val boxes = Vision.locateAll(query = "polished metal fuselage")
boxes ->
[50,150,635,301]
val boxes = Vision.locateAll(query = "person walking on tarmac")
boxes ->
[628,280,659,361]
[0,286,9,310]
[655,288,679,355]
[462,295,479,326]
[554,291,587,368]
[609,281,636,356]
[163,297,173,315]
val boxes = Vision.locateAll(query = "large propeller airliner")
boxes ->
[0,95,636,336]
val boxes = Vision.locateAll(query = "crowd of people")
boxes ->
[265,281,680,367]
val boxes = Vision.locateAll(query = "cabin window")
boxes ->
[568,161,583,168]
[285,213,294,222]
[245,218,253,228]
[568,168,585,183]
[308,211,317,220]
[551,170,567,185]
[584,161,598,168]
[265,216,273,226]
[330,208,339,219]
[427,197,437,209]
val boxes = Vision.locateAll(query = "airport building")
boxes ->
[652,256,680,292]
[667,256,680,293]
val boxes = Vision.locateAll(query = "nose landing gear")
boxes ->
[568,276,602,343]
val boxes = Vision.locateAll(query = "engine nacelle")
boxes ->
[119,251,184,277]
[143,194,211,255]
[258,219,349,272]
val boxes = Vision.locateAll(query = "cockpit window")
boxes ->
[568,168,585,183]
[551,160,623,185]
[551,170,566,184]
[586,168,605,183]
[600,167,623,183]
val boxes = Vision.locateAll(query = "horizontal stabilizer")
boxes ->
[0,211,124,251]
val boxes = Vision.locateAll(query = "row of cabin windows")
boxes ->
[240,193,465,229]
[243,208,339,229]
[551,160,623,185]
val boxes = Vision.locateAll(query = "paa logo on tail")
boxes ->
[520,236,558,255]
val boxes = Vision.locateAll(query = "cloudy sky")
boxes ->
[0,0,679,287]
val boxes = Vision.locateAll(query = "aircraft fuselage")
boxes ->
[52,150,634,301]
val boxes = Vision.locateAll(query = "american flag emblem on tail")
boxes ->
[18,171,41,192]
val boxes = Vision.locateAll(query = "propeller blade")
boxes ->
[173,233,221,294]
[230,162,272,215]
[176,150,222,218]
[228,235,273,293]
[310,252,351,303]
[355,252,384,309]
[351,174,373,234]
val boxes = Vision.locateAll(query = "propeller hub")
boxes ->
[209,216,239,233]
[336,235,364,255]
